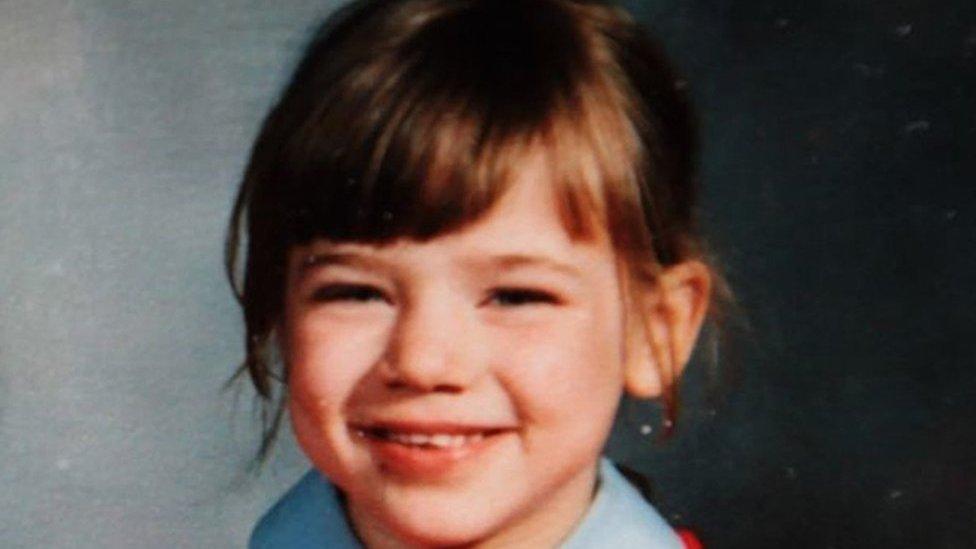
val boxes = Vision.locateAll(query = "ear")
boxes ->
[624,260,712,399]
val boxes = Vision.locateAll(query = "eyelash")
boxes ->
[310,284,387,304]
[308,284,560,308]
[487,288,560,307]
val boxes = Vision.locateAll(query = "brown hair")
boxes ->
[226,0,725,463]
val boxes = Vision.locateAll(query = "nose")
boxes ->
[380,292,482,393]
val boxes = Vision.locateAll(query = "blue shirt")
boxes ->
[251,458,683,548]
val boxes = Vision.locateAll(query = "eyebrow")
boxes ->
[469,254,583,279]
[298,252,388,273]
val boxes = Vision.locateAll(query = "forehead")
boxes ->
[448,157,594,248]
[291,157,616,273]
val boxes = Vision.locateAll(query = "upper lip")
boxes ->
[349,420,516,435]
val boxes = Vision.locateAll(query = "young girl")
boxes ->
[228,0,716,546]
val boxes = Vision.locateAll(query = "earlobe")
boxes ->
[623,323,663,398]
[623,260,712,399]
[659,260,712,369]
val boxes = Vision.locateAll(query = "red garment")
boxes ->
[676,528,704,549]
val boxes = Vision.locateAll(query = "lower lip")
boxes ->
[355,430,510,479]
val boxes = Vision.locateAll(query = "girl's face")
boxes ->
[283,160,634,547]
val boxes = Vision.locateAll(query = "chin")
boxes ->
[364,487,516,547]
[387,514,498,547]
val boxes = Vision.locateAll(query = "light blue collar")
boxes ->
[561,458,683,549]
[250,458,682,548]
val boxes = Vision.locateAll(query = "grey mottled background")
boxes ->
[2,0,974,548]
[0,1,339,547]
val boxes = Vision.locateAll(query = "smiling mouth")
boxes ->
[353,427,510,449]
[350,421,513,449]
[349,422,514,477]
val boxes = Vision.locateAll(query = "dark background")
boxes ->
[0,0,972,547]
[606,0,975,547]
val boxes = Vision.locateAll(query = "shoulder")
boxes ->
[249,469,360,549]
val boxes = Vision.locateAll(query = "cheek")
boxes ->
[284,310,392,482]
[285,310,390,410]
[494,304,625,425]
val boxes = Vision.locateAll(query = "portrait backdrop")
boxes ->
[1,0,973,547]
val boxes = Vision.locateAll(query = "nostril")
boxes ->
[384,379,464,393]
[431,383,463,394]
[383,369,467,393]
[384,379,406,390]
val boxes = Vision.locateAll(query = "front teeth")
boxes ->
[390,432,484,448]
[361,430,485,448]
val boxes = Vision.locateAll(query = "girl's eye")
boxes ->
[310,284,387,304]
[488,288,560,307]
